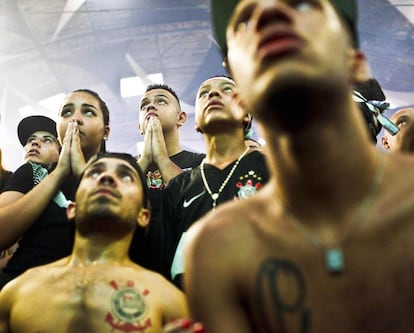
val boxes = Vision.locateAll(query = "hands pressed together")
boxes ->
[138,116,169,170]
[55,120,87,180]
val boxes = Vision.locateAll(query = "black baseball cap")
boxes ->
[211,0,359,55]
[17,115,58,146]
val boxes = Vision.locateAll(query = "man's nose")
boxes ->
[208,90,220,98]
[145,103,156,112]
[30,139,40,147]
[254,1,294,32]
[98,172,116,185]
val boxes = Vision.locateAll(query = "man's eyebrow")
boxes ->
[198,84,210,92]
[396,115,408,122]
[28,134,55,139]
[221,82,235,88]
[88,161,105,170]
[42,135,57,140]
[154,93,170,100]
[140,94,170,107]
[117,163,139,179]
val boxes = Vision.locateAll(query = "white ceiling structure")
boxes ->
[0,0,413,170]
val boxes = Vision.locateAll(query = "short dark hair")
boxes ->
[76,152,148,209]
[145,84,181,108]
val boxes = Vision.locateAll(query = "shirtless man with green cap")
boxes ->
[181,1,414,332]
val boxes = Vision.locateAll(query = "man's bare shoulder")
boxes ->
[380,153,414,208]
[1,258,69,293]
[186,184,278,259]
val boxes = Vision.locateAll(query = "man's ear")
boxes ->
[66,201,76,221]
[381,136,391,150]
[195,122,203,133]
[243,114,252,130]
[350,49,372,84]
[136,208,151,229]
[177,111,187,127]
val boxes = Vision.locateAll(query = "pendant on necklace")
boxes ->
[211,193,219,200]
[325,248,344,273]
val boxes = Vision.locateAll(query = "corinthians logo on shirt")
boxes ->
[235,170,264,200]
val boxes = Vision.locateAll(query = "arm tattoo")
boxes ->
[105,280,152,332]
[256,258,310,333]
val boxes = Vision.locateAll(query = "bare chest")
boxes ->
[12,272,162,333]
[242,220,414,333]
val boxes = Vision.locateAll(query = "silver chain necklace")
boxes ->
[284,154,386,274]
[200,147,250,210]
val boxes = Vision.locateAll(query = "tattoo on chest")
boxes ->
[105,280,152,332]
[256,258,310,333]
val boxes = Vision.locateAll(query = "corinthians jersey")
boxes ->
[162,150,269,288]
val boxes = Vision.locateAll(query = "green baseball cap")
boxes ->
[211,0,359,55]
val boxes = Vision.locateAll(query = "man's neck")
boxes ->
[163,129,183,157]
[69,232,131,266]
[263,99,380,221]
[204,131,248,168]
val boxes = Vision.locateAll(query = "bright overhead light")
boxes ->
[147,73,164,84]
[17,93,65,119]
[120,73,164,98]
[18,106,36,117]
[39,93,65,114]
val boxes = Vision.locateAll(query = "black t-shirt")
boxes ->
[0,170,13,192]
[0,163,74,289]
[128,150,205,275]
[163,150,269,288]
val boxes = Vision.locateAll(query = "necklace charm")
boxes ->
[200,147,250,210]
[325,248,344,273]
[283,155,385,275]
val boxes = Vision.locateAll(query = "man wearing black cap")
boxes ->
[17,115,61,165]
[0,115,71,289]
[182,1,414,332]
